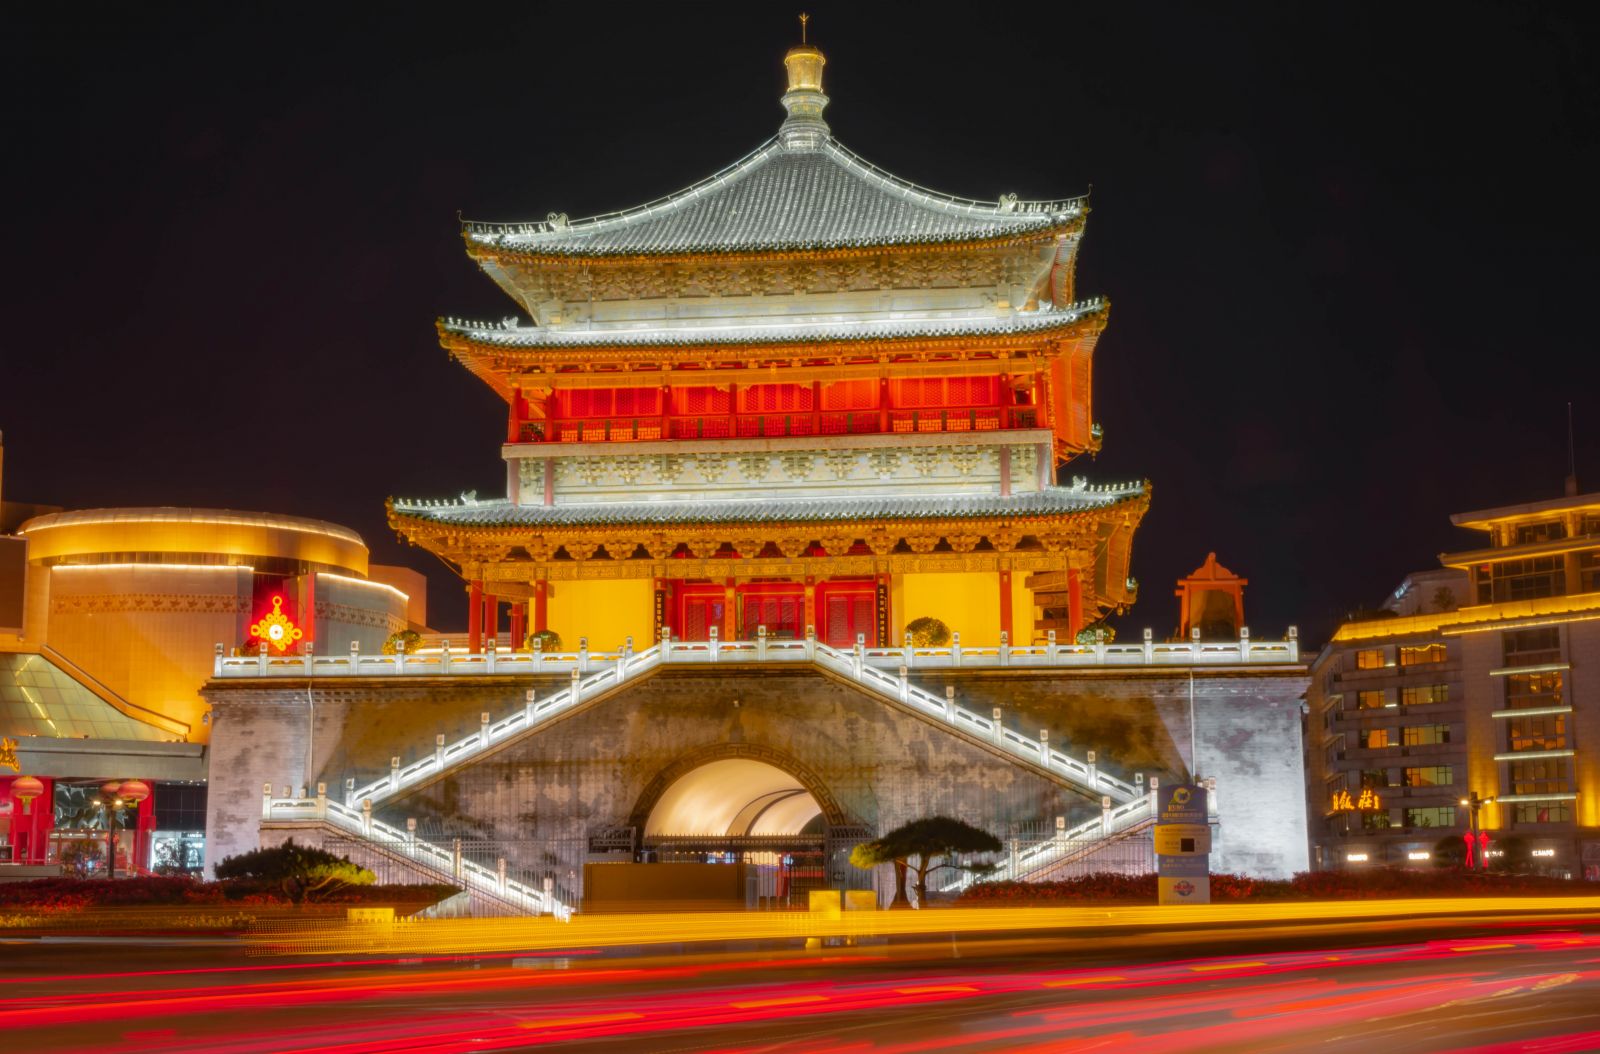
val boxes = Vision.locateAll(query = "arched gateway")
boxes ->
[623,743,866,905]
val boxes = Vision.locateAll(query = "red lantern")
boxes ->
[118,779,151,804]
[12,776,43,815]
[101,780,123,799]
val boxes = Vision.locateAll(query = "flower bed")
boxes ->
[959,869,1597,905]
[0,876,459,914]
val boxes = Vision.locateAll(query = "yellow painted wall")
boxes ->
[1011,578,1037,645]
[898,571,1002,646]
[546,578,655,651]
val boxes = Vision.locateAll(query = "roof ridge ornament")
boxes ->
[779,28,829,150]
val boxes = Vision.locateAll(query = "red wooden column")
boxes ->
[1067,568,1084,640]
[727,382,738,437]
[998,568,1013,642]
[483,591,498,648]
[509,600,526,650]
[804,575,816,635]
[506,391,522,442]
[533,579,548,633]
[878,376,890,432]
[723,578,738,640]
[467,580,483,654]
[811,380,821,434]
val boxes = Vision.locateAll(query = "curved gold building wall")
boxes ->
[21,508,367,577]
[18,509,400,745]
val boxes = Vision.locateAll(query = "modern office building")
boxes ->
[1306,489,1600,877]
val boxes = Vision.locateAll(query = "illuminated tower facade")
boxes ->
[391,43,1148,653]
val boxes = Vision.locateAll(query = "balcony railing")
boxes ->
[519,406,1041,445]
[215,626,1300,682]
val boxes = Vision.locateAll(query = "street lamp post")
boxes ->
[1459,790,1494,870]
[96,797,124,880]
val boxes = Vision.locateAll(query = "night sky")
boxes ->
[5,4,1597,645]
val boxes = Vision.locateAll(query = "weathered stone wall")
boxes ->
[204,663,1310,880]
[921,667,1310,877]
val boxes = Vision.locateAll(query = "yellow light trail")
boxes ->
[245,896,1600,957]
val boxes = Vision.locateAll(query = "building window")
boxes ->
[1360,769,1391,789]
[1399,643,1446,667]
[1509,758,1571,798]
[1513,801,1573,824]
[1359,728,1395,749]
[1403,806,1457,828]
[1580,551,1599,594]
[1357,690,1389,710]
[1490,557,1566,602]
[1505,671,1563,711]
[1325,737,1344,767]
[1514,522,1566,545]
[1402,724,1451,747]
[1401,684,1449,706]
[1504,627,1561,667]
[1508,713,1568,752]
[1402,765,1453,787]
[1354,648,1386,670]
[1360,811,1392,830]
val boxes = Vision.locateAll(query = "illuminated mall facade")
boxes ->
[0,491,422,874]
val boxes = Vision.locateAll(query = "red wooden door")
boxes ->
[820,587,876,648]
[678,589,725,642]
[739,588,803,639]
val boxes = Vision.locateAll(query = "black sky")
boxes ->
[4,3,1597,644]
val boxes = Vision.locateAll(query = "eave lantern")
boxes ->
[118,779,151,805]
[13,776,44,815]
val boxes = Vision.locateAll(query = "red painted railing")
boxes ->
[518,406,1039,444]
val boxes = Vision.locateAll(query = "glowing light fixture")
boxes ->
[250,595,304,653]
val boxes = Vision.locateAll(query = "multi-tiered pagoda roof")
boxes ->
[392,41,1147,650]
[463,138,1083,259]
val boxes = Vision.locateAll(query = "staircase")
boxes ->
[256,631,1170,914]
[335,634,1141,812]
[262,794,570,918]
[938,791,1158,893]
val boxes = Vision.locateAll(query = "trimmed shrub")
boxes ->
[215,839,374,903]
[959,868,1597,905]
[905,617,951,647]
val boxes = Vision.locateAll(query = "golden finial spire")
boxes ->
[780,15,827,148]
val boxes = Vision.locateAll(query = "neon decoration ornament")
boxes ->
[0,737,17,772]
[250,595,304,653]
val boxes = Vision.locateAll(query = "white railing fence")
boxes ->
[214,625,1299,680]
[259,784,571,920]
[292,629,1147,812]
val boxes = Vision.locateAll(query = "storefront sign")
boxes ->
[1331,788,1382,812]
